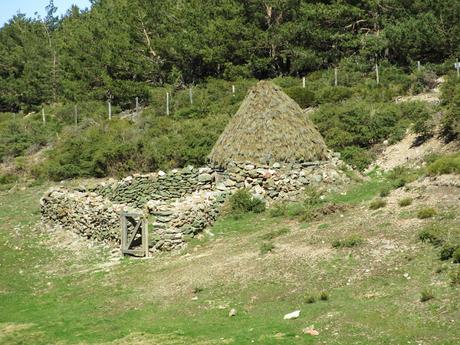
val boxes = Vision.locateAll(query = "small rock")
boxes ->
[284,310,300,320]
[303,326,319,336]
[229,308,237,317]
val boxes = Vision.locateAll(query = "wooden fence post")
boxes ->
[232,85,235,96]
[166,92,170,115]
[417,61,421,72]
[302,77,306,88]
[42,108,46,124]
[334,67,338,87]
[375,64,380,85]
[108,101,112,121]
[189,87,193,105]
[74,104,78,125]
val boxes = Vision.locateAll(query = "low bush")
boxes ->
[420,289,434,302]
[319,291,329,301]
[451,268,460,286]
[0,173,18,185]
[453,247,460,264]
[228,189,266,214]
[284,87,317,108]
[305,295,316,304]
[332,235,364,248]
[417,208,437,219]
[427,153,460,175]
[369,198,387,210]
[418,226,444,246]
[387,167,419,188]
[439,244,458,261]
[398,197,413,207]
[260,242,275,255]
[379,187,391,197]
[268,203,288,217]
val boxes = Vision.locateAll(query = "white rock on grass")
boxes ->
[284,310,300,320]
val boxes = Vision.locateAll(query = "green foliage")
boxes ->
[417,208,437,219]
[398,198,413,207]
[319,291,329,301]
[420,289,434,302]
[260,242,275,255]
[418,226,444,247]
[453,247,460,264]
[427,153,460,175]
[332,235,364,248]
[228,189,266,214]
[386,167,420,188]
[0,172,18,185]
[284,87,316,108]
[379,187,391,197]
[300,188,325,221]
[305,295,316,304]
[312,100,434,170]
[451,268,460,286]
[268,203,288,218]
[369,199,387,210]
[439,244,458,261]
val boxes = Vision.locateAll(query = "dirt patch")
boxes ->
[370,131,459,171]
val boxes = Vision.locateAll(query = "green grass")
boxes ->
[417,207,437,219]
[1,179,459,344]
[332,235,364,248]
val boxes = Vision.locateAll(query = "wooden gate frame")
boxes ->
[120,212,149,257]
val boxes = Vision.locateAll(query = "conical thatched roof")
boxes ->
[209,80,329,166]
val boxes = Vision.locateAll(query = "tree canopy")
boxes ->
[0,0,459,111]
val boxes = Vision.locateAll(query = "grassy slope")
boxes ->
[0,174,459,344]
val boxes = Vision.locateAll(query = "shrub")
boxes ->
[420,289,434,302]
[369,198,387,210]
[398,197,413,207]
[269,202,288,217]
[284,87,317,108]
[260,242,275,255]
[439,244,458,261]
[305,295,316,304]
[387,167,419,188]
[450,268,460,286]
[319,291,329,301]
[379,187,391,197]
[417,208,437,219]
[453,247,460,264]
[228,189,266,214]
[427,153,460,175]
[0,173,18,185]
[339,146,374,171]
[332,235,364,248]
[418,226,444,246]
[300,188,325,221]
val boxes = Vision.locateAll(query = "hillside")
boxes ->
[1,162,459,344]
[1,1,460,344]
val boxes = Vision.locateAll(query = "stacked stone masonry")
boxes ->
[41,156,349,253]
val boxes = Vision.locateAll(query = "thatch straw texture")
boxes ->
[209,81,329,166]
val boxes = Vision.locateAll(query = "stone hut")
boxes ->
[209,80,329,167]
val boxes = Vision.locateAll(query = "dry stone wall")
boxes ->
[90,166,218,208]
[41,155,350,252]
[40,188,125,243]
